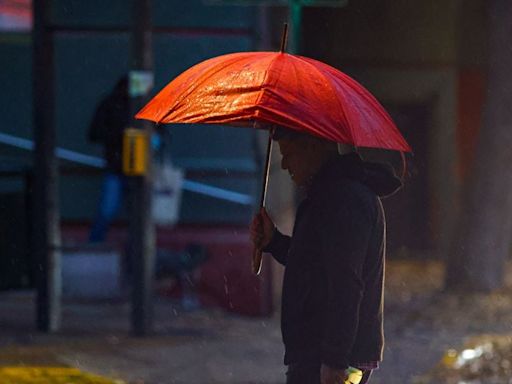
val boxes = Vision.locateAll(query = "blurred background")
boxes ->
[1,1,511,383]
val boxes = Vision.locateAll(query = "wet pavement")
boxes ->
[0,291,285,384]
[1,260,512,384]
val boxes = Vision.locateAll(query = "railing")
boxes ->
[0,131,254,206]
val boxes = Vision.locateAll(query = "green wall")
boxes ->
[0,0,259,224]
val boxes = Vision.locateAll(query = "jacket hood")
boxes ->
[314,152,403,198]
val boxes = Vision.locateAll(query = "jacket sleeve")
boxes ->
[316,186,376,370]
[262,228,291,266]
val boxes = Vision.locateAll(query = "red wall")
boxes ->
[62,223,273,317]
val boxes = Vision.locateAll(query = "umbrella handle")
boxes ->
[252,131,273,275]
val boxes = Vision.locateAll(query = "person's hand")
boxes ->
[249,208,275,250]
[320,364,349,384]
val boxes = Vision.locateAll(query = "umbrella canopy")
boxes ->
[136,51,411,152]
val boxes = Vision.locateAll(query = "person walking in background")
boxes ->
[88,76,130,243]
[250,127,402,384]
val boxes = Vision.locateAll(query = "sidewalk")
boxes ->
[2,260,512,383]
[0,291,284,384]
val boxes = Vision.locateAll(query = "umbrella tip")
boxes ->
[280,23,288,53]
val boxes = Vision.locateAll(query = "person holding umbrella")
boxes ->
[250,126,402,384]
[135,26,410,383]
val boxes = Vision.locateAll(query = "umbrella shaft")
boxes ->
[259,133,273,208]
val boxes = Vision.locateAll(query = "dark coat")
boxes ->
[88,81,129,173]
[264,153,401,370]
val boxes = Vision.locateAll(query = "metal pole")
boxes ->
[252,133,273,275]
[130,0,155,336]
[280,23,289,52]
[288,0,302,53]
[32,0,62,332]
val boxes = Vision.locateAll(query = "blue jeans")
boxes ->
[89,173,125,242]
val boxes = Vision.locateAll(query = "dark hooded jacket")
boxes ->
[88,78,129,173]
[264,152,401,369]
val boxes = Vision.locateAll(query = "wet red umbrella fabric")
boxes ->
[136,51,411,152]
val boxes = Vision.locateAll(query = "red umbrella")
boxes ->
[136,53,410,152]
[136,27,411,274]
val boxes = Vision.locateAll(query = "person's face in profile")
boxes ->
[278,135,321,187]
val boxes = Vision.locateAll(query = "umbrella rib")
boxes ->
[253,53,283,120]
